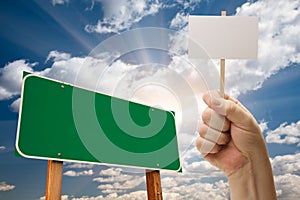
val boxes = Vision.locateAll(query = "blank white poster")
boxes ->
[188,16,258,59]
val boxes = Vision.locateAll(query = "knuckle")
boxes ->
[218,133,230,145]
[226,101,237,116]
[223,119,230,131]
[195,137,203,151]
[202,107,211,123]
[205,128,220,143]
[198,123,208,137]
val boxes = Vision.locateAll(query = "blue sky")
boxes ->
[0,0,299,199]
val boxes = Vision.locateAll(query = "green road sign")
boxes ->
[16,74,181,171]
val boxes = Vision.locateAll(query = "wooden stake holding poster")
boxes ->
[220,10,226,95]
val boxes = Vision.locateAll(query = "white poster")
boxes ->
[189,16,258,59]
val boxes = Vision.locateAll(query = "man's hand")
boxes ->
[196,91,277,199]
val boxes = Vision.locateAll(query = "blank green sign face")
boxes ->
[16,75,181,171]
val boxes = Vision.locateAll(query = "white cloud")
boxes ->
[64,163,94,169]
[39,56,85,85]
[9,97,21,112]
[186,160,222,175]
[0,181,15,191]
[62,195,70,200]
[71,195,105,200]
[169,24,189,56]
[170,12,188,29]
[98,168,122,176]
[0,146,5,151]
[266,121,300,146]
[258,120,268,133]
[270,153,300,199]
[109,191,146,200]
[225,0,300,97]
[274,174,300,199]
[52,0,69,6]
[93,168,145,195]
[46,50,71,62]
[85,0,162,34]
[176,0,201,10]
[0,60,35,100]
[63,169,94,177]
[163,179,229,200]
[271,153,300,176]
[71,191,145,200]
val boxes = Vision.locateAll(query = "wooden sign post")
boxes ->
[146,170,163,200]
[45,160,63,200]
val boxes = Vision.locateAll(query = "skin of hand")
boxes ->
[196,91,277,200]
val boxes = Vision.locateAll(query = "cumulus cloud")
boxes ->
[274,174,300,199]
[162,178,229,200]
[168,12,189,56]
[63,169,94,177]
[170,12,188,29]
[64,163,94,169]
[85,0,162,34]
[0,181,15,191]
[226,0,300,97]
[52,0,69,6]
[266,121,300,146]
[258,120,268,133]
[71,191,145,200]
[0,60,35,100]
[9,97,21,112]
[169,23,189,56]
[270,153,300,199]
[98,168,122,176]
[84,0,203,34]
[46,50,71,62]
[271,153,300,176]
[108,191,146,200]
[185,160,222,175]
[176,0,201,10]
[93,168,145,195]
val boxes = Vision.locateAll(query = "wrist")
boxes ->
[228,155,277,200]
[228,162,258,200]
